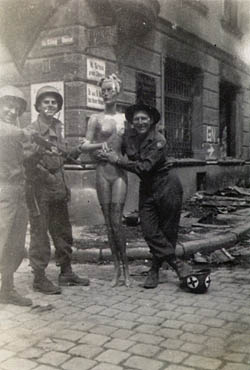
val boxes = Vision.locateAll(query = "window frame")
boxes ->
[164,58,197,159]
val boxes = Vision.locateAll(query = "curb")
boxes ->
[71,220,250,263]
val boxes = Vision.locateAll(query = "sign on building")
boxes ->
[206,125,217,143]
[41,35,74,48]
[86,84,104,109]
[87,58,106,81]
[86,25,118,48]
[30,81,64,135]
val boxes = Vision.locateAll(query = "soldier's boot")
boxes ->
[167,256,193,284]
[59,265,90,286]
[33,271,61,295]
[0,272,32,306]
[143,257,162,289]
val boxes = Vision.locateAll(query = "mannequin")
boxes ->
[81,74,130,287]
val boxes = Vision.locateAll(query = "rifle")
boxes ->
[32,134,83,166]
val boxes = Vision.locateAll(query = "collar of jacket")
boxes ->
[37,116,59,138]
[126,126,156,149]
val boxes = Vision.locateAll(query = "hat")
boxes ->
[125,103,161,125]
[0,85,27,115]
[181,268,211,294]
[35,85,63,112]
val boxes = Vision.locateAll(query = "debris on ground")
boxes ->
[209,248,235,264]
[181,187,250,266]
[69,187,250,268]
[31,304,54,313]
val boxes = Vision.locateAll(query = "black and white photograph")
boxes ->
[1,0,250,369]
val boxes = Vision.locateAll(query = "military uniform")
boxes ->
[24,85,89,294]
[0,83,33,306]
[119,126,183,264]
[0,120,28,275]
[24,116,81,276]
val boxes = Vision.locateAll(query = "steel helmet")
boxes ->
[181,268,211,294]
[0,85,27,115]
[35,85,63,113]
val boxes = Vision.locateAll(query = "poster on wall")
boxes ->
[30,81,65,136]
[87,58,106,82]
[86,83,105,110]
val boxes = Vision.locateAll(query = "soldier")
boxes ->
[0,85,32,306]
[24,85,89,294]
[98,103,193,289]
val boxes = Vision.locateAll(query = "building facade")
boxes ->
[1,0,250,222]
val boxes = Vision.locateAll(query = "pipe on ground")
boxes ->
[176,221,250,258]
[69,221,250,262]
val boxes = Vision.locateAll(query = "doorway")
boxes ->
[219,81,237,158]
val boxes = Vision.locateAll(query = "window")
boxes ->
[164,59,195,158]
[221,0,242,38]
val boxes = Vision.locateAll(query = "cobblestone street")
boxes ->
[1,260,250,370]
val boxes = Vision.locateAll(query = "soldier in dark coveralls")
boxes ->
[98,103,192,289]
[0,85,33,306]
[24,85,89,294]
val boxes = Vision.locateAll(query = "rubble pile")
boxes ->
[68,186,250,266]
[181,186,250,265]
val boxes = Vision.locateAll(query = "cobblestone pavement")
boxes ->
[1,260,250,370]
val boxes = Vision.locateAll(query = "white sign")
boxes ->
[87,58,106,81]
[61,35,74,45]
[30,81,65,136]
[86,84,104,109]
[41,36,74,48]
[41,37,58,47]
[206,125,217,143]
[207,144,215,158]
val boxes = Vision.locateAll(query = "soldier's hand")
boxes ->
[43,149,55,156]
[23,129,38,141]
[101,141,111,152]
[98,150,119,164]
[94,150,106,161]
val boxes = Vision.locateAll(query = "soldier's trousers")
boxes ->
[139,171,183,261]
[0,185,27,274]
[29,199,73,274]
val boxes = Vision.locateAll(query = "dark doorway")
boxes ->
[219,81,237,158]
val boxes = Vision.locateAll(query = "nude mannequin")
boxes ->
[81,74,130,287]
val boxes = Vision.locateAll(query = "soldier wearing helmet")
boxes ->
[0,85,33,306]
[24,85,89,295]
[34,85,63,114]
